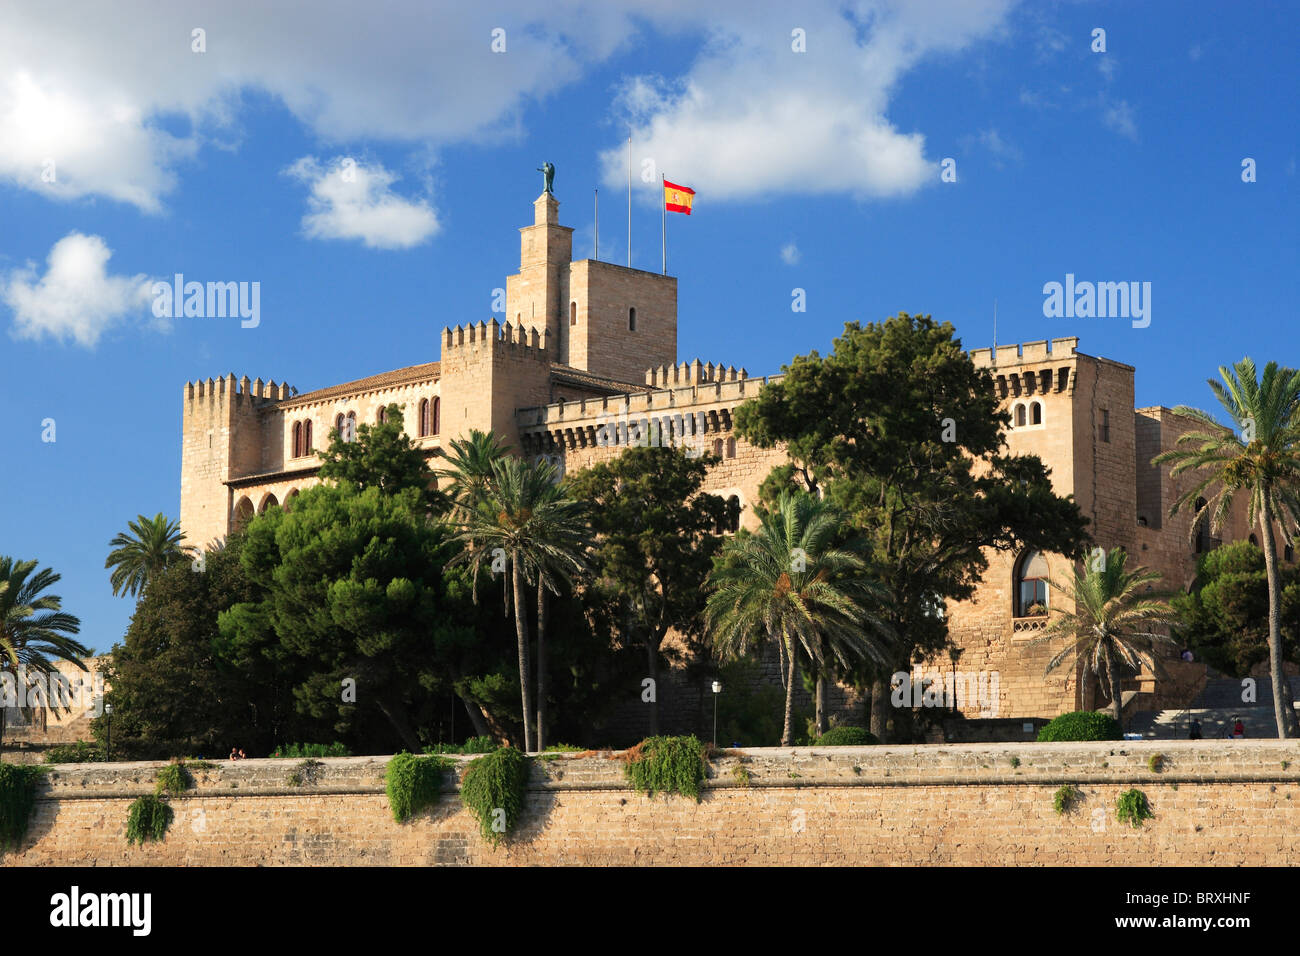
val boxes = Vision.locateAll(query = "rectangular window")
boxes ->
[1100,409,1110,443]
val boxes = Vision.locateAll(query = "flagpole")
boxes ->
[661,174,666,275]
[594,187,599,260]
[627,132,632,268]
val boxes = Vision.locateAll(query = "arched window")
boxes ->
[292,421,302,458]
[726,437,736,458]
[1014,403,1026,427]
[285,488,300,512]
[726,495,741,533]
[303,419,312,454]
[1015,550,1050,617]
[345,411,357,443]
[712,438,724,458]
[418,398,430,437]
[570,301,577,326]
[377,406,387,425]
[1194,497,1209,554]
[233,496,254,531]
[628,307,637,331]
[432,397,440,435]
[1031,401,1042,425]
[258,493,279,514]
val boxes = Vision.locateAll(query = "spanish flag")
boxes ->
[664,179,695,215]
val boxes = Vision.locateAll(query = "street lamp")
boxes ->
[711,681,722,747]
[104,702,112,760]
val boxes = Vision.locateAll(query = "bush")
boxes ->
[1053,784,1080,815]
[269,742,350,759]
[542,743,583,752]
[624,735,708,802]
[44,741,105,764]
[154,762,192,796]
[460,746,530,846]
[0,764,44,851]
[385,752,453,823]
[1036,712,1123,742]
[126,794,173,845]
[1116,789,1154,828]
[814,726,878,746]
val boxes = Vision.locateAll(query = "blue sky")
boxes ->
[0,0,1296,652]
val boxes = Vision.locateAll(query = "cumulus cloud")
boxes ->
[780,242,800,265]
[286,157,439,249]
[601,0,1015,202]
[3,232,154,347]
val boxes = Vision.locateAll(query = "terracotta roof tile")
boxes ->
[277,362,440,407]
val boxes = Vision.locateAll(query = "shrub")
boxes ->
[814,726,878,746]
[624,735,708,802]
[1147,753,1164,773]
[287,759,324,787]
[1036,712,1123,742]
[542,743,583,752]
[269,742,350,759]
[1053,784,1080,815]
[155,762,192,796]
[732,765,752,787]
[461,746,530,846]
[385,752,453,823]
[126,794,173,845]
[0,764,44,851]
[1116,789,1154,828]
[44,741,104,764]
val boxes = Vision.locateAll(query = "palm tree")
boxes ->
[1027,547,1178,726]
[449,456,590,751]
[704,490,892,746]
[0,557,90,756]
[436,430,512,517]
[105,513,188,598]
[1154,359,1300,737]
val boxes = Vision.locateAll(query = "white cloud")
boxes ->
[286,157,439,249]
[3,232,153,347]
[780,242,800,266]
[597,0,1016,202]
[1101,98,1138,140]
[974,128,1022,166]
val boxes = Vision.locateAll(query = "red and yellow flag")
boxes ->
[663,179,695,215]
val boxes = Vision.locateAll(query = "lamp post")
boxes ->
[711,681,722,747]
[104,701,113,761]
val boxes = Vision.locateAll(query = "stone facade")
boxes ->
[10,742,1300,866]
[178,187,1286,726]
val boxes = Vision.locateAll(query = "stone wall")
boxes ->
[10,741,1299,866]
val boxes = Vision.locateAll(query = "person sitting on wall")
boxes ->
[1234,718,1246,738]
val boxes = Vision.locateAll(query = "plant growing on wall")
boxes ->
[155,762,192,796]
[623,735,709,802]
[1053,784,1080,815]
[0,764,44,851]
[460,745,530,846]
[126,794,173,845]
[385,752,453,823]
[1116,788,1154,828]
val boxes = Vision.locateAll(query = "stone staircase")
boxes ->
[1126,675,1300,739]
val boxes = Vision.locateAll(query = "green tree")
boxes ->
[98,534,295,758]
[1172,540,1300,677]
[224,483,469,752]
[105,513,188,599]
[1027,547,1178,725]
[705,491,892,746]
[436,429,512,517]
[734,314,1090,741]
[1154,359,1300,737]
[566,445,727,736]
[450,457,590,751]
[319,402,441,509]
[0,558,88,757]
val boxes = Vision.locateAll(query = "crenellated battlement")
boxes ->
[441,318,549,362]
[644,360,747,388]
[969,337,1079,369]
[185,374,294,404]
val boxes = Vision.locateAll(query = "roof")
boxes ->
[549,364,651,394]
[277,362,440,408]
